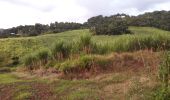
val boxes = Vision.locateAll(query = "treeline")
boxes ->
[0,10,170,38]
[87,14,130,35]
[129,10,170,31]
[87,10,170,35]
[0,22,83,38]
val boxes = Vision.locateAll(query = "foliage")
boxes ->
[22,53,38,70]
[88,15,130,35]
[1,10,170,38]
[22,49,50,69]
[79,34,92,53]
[0,73,21,84]
[129,11,170,31]
[1,27,170,68]
[56,55,94,73]
[156,51,170,100]
[0,22,83,37]
[51,41,71,60]
[36,49,50,66]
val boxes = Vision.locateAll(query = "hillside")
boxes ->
[0,27,170,100]
[0,27,169,57]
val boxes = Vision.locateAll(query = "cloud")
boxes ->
[0,0,88,28]
[76,0,170,16]
[0,0,56,12]
[0,0,170,28]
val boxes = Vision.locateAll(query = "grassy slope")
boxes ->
[93,26,170,44]
[0,27,170,58]
[0,27,169,99]
[0,29,89,57]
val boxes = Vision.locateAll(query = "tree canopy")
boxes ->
[0,10,170,38]
[87,14,130,35]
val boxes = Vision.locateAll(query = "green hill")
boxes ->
[0,27,170,57]
[0,27,170,100]
[0,27,170,67]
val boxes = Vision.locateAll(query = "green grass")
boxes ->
[0,29,89,58]
[0,27,169,99]
[1,27,169,58]
[14,92,32,100]
[0,71,162,100]
[14,85,32,100]
[0,73,21,84]
[0,29,89,67]
[0,27,170,67]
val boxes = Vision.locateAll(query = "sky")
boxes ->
[0,0,170,29]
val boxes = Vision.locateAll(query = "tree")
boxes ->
[88,15,130,35]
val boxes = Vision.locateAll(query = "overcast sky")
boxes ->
[0,0,170,29]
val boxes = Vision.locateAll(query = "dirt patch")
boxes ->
[0,82,56,100]
[30,82,56,100]
[103,80,131,100]
[0,84,16,100]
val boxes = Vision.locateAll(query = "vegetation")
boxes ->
[0,17,170,99]
[130,11,170,31]
[0,22,83,37]
[51,41,71,60]
[88,15,130,35]
[0,27,170,68]
[1,10,170,38]
[156,51,170,99]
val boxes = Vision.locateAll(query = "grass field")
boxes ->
[0,27,170,100]
[0,27,170,57]
[0,26,169,67]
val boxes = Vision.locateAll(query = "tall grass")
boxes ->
[23,53,38,70]
[36,49,50,66]
[79,34,92,54]
[93,33,170,52]
[51,41,71,60]
[22,32,170,70]
[22,49,50,70]
[156,51,170,99]
[19,27,170,70]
